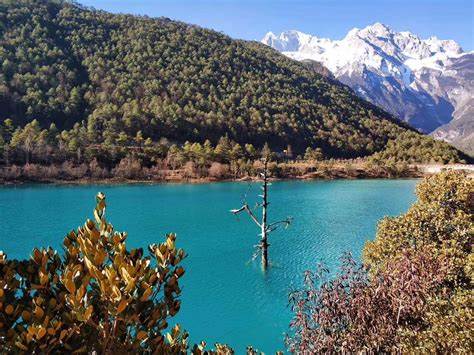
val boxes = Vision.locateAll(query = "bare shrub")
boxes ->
[89,158,108,179]
[208,162,229,178]
[112,155,143,179]
[287,252,445,353]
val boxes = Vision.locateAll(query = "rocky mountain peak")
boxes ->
[261,25,473,154]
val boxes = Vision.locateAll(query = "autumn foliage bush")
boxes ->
[0,192,236,353]
[288,171,473,353]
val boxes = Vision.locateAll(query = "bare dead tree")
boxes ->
[230,159,291,269]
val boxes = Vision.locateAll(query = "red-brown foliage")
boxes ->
[287,252,445,353]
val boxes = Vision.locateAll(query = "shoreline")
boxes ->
[2,163,472,186]
[0,172,424,186]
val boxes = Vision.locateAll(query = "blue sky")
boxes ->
[78,0,474,50]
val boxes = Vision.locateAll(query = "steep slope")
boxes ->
[433,107,474,155]
[300,59,335,79]
[0,1,464,162]
[262,24,474,153]
[431,53,474,154]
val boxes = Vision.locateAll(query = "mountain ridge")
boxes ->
[262,23,474,155]
[0,1,467,166]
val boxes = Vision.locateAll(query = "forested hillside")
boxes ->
[0,0,466,170]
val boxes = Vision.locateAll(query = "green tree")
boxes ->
[214,136,232,163]
[2,119,15,143]
[304,147,324,161]
[260,142,273,160]
[244,144,257,160]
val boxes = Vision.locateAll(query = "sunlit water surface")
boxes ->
[0,179,417,353]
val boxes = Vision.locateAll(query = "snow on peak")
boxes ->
[425,36,462,55]
[359,22,393,37]
[261,24,465,75]
[261,24,473,137]
[345,27,360,39]
[262,31,276,41]
[261,30,314,52]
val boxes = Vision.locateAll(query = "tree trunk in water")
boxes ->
[230,157,291,270]
[261,159,268,269]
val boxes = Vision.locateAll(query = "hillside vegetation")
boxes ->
[0,0,466,170]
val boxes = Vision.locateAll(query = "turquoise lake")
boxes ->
[0,179,418,353]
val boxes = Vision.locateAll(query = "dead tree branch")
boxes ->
[230,158,291,269]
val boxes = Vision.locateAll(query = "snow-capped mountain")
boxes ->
[262,23,473,154]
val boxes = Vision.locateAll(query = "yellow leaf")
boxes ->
[94,249,107,265]
[140,287,152,302]
[39,270,49,286]
[65,279,76,294]
[94,209,101,224]
[37,327,46,340]
[84,305,93,321]
[77,285,86,300]
[15,342,28,351]
[159,320,168,330]
[137,330,148,340]
[42,315,50,328]
[116,299,129,315]
[34,306,45,319]
[21,310,31,321]
[32,248,42,263]
[168,276,176,286]
[5,304,14,315]
[111,286,121,302]
[175,267,185,278]
[41,253,48,268]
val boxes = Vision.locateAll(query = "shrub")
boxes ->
[288,171,473,353]
[112,155,143,179]
[0,192,188,353]
[208,162,229,178]
[364,171,473,352]
[287,252,445,353]
[364,171,472,284]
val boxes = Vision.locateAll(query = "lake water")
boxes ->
[0,179,417,353]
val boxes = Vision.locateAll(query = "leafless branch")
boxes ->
[229,206,246,214]
[230,203,261,227]
[267,217,292,233]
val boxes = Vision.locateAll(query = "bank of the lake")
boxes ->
[0,179,418,352]
[0,160,428,185]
